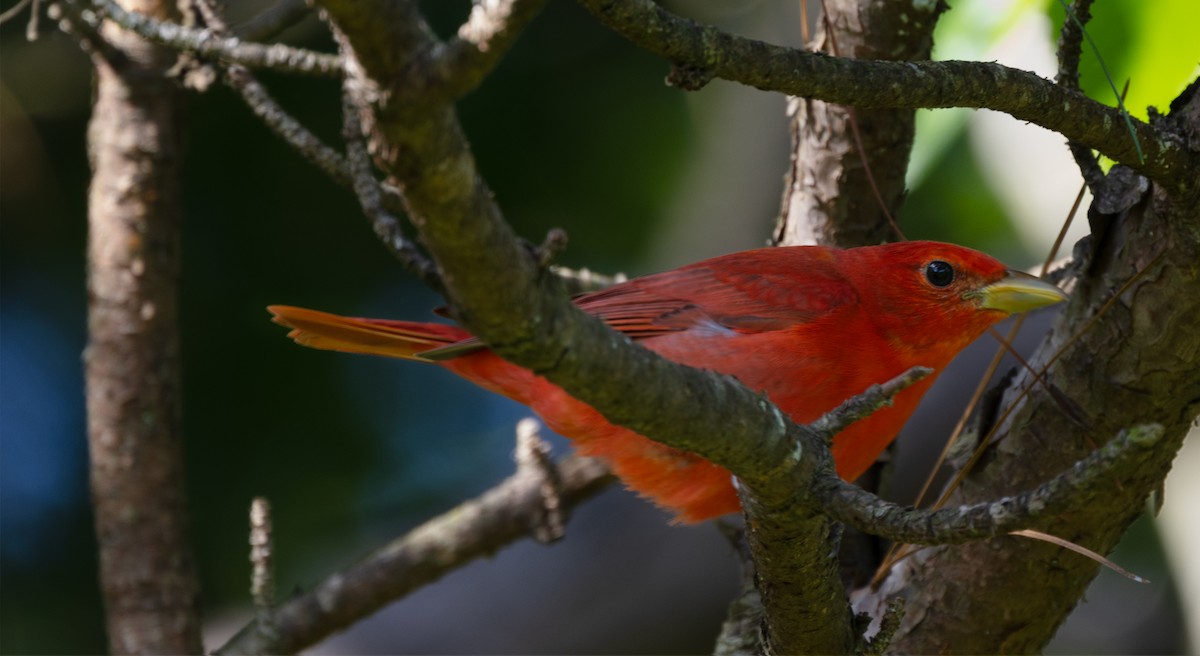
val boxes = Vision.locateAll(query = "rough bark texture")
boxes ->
[84,1,202,652]
[776,0,943,248]
[874,86,1200,653]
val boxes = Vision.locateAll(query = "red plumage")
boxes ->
[269,241,1064,522]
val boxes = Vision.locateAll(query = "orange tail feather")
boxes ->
[267,305,471,361]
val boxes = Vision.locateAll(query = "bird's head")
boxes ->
[845,241,1068,357]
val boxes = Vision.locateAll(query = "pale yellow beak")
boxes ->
[973,270,1067,314]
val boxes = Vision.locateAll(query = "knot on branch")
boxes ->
[667,63,713,90]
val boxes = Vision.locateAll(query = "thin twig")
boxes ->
[249,497,275,620]
[549,265,628,294]
[0,0,34,26]
[224,66,350,180]
[1055,0,1105,189]
[47,1,122,61]
[807,367,932,441]
[437,0,548,98]
[572,0,1193,188]
[84,0,342,76]
[1056,0,1143,163]
[1010,529,1148,583]
[340,72,444,292]
[513,418,566,543]
[214,451,613,655]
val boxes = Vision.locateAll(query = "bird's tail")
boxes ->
[267,305,475,361]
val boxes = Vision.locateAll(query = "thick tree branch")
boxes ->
[732,368,932,653]
[215,445,613,655]
[574,0,1197,191]
[320,3,859,650]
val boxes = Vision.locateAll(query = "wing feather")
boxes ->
[577,247,858,338]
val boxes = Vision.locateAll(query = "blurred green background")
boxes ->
[1,0,1196,653]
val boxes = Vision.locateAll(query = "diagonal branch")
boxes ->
[214,442,613,655]
[189,1,441,290]
[573,0,1197,190]
[340,80,444,292]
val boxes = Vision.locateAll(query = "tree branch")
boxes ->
[881,84,1200,652]
[436,0,548,98]
[1054,0,1106,191]
[215,440,613,655]
[816,423,1165,544]
[190,0,1198,652]
[574,0,1197,191]
[340,81,444,292]
[79,0,342,76]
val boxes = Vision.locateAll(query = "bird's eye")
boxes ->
[925,260,955,287]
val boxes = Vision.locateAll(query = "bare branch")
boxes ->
[249,497,275,621]
[549,265,628,294]
[574,0,1197,190]
[814,424,1165,544]
[436,0,548,97]
[225,66,350,179]
[214,449,613,655]
[340,80,444,292]
[1054,0,1106,190]
[0,0,35,26]
[80,0,342,76]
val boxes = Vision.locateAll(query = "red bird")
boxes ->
[269,241,1065,522]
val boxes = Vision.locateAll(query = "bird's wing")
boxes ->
[577,249,859,338]
[420,248,858,359]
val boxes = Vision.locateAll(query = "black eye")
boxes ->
[925,260,955,287]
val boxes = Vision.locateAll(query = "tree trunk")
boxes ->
[776,0,944,247]
[84,1,202,652]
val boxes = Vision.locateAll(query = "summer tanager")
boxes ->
[269,241,1065,522]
